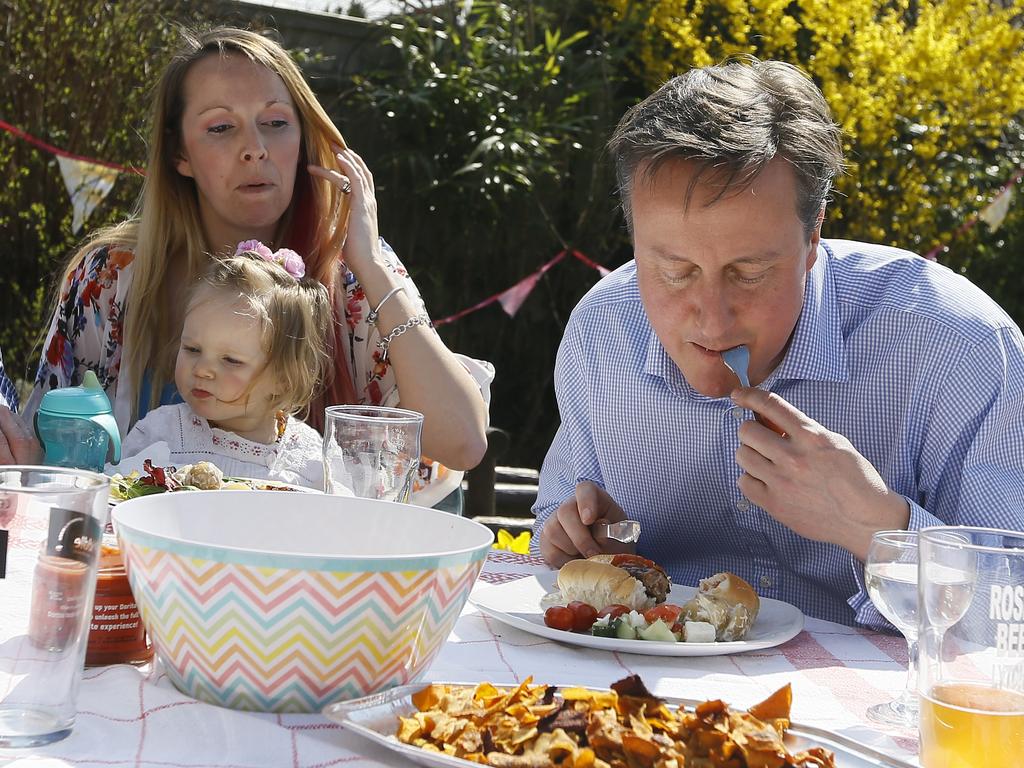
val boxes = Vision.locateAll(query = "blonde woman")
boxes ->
[5,27,490,505]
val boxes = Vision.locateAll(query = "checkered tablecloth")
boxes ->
[2,551,919,767]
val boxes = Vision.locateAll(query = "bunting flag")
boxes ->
[924,165,1024,259]
[433,249,606,326]
[979,185,1014,231]
[56,155,120,233]
[0,118,141,235]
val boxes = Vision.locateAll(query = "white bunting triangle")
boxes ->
[56,155,119,233]
[979,186,1014,232]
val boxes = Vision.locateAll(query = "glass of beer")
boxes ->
[918,526,1024,768]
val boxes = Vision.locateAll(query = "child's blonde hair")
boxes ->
[186,253,331,417]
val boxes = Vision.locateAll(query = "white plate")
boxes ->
[108,477,318,505]
[323,682,914,768]
[470,572,804,656]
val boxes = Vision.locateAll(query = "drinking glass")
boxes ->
[323,405,424,502]
[864,529,920,727]
[918,526,1021,768]
[0,466,110,747]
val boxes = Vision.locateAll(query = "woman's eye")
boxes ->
[264,119,289,129]
[207,124,232,135]
[182,345,199,354]
[223,357,243,366]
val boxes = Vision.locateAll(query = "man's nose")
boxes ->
[692,280,735,338]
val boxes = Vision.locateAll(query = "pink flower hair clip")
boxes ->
[235,240,306,279]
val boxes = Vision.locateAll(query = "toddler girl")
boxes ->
[119,245,333,489]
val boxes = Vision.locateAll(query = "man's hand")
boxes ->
[731,387,910,562]
[0,407,43,465]
[539,481,633,568]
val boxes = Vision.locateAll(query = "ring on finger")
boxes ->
[340,179,352,194]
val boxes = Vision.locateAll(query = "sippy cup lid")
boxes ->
[39,371,113,417]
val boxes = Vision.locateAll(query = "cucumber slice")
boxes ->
[591,618,621,638]
[637,618,677,643]
[615,618,638,640]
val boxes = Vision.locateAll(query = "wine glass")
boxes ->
[864,530,920,728]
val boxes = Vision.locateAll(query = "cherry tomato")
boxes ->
[544,606,575,631]
[643,604,683,625]
[670,621,684,635]
[567,601,599,632]
[598,604,631,620]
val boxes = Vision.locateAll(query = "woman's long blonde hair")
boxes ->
[57,26,352,422]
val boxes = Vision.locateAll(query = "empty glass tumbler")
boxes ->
[322,405,424,502]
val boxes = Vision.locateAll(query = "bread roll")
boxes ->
[681,572,760,641]
[555,558,655,612]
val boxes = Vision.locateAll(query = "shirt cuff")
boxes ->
[847,497,942,631]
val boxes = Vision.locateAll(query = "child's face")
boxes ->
[174,288,280,442]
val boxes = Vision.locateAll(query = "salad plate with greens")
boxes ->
[109,459,312,503]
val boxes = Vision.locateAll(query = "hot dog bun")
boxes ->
[681,572,760,641]
[556,558,657,612]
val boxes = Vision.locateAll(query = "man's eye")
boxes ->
[734,271,768,285]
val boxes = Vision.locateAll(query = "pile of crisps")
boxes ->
[396,675,835,768]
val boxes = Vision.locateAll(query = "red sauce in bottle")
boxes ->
[29,554,89,651]
[85,537,152,666]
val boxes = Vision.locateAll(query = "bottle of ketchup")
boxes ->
[85,532,152,666]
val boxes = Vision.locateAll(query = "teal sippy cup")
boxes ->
[35,371,122,471]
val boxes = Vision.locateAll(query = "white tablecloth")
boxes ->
[2,551,918,767]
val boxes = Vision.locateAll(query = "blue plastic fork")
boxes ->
[721,345,751,387]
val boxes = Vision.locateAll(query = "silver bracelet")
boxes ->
[366,285,405,326]
[377,313,432,362]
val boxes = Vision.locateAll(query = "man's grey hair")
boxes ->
[608,58,845,235]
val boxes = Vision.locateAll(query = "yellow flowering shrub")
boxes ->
[600,0,1024,256]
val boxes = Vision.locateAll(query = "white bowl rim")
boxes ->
[112,491,495,571]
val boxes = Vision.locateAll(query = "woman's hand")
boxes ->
[0,407,43,465]
[307,145,381,276]
[310,144,488,469]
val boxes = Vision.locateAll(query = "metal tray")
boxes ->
[323,682,915,768]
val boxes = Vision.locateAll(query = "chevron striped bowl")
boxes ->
[111,491,493,713]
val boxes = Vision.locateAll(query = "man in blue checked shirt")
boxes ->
[531,59,1024,630]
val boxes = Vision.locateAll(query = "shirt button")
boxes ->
[730,407,744,422]
[735,498,750,512]
[760,575,773,588]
